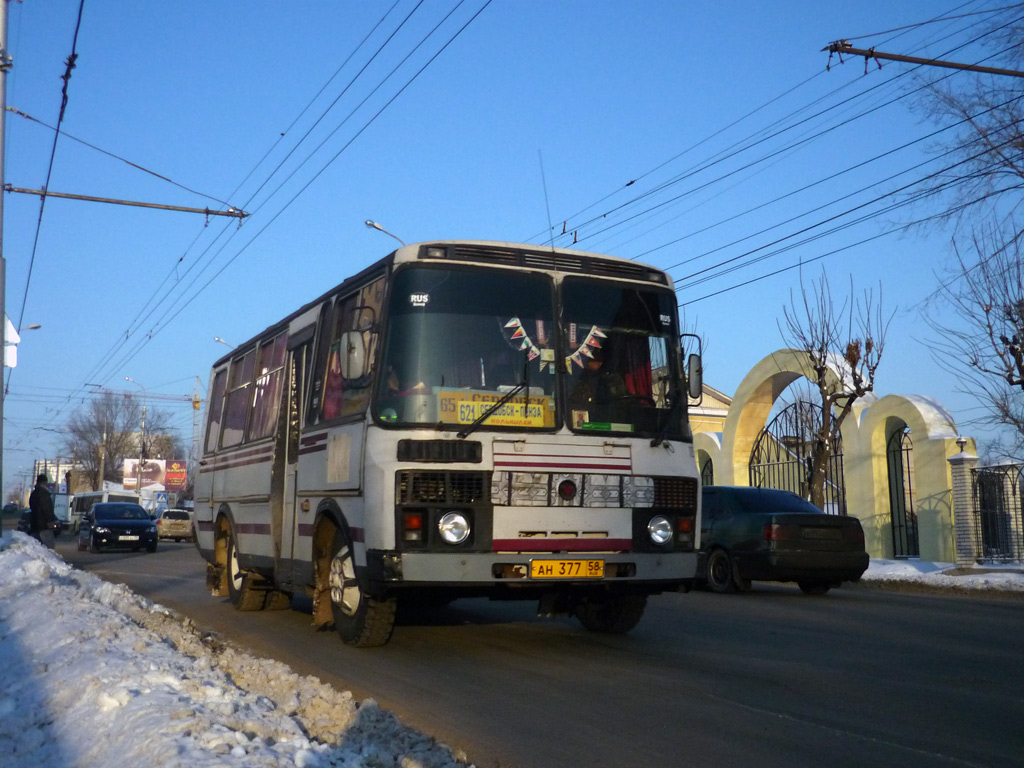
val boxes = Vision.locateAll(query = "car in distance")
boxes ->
[77,502,158,554]
[156,508,194,541]
[698,486,869,594]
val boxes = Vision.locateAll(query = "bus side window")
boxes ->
[307,302,333,425]
[320,277,384,421]
[248,333,287,441]
[321,296,354,420]
[221,350,256,448]
[205,369,227,454]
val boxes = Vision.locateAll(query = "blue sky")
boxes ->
[1,1,1013,495]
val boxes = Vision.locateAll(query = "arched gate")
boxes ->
[748,400,847,515]
[886,426,919,558]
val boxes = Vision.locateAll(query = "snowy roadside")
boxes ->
[856,556,1024,597]
[0,531,472,768]
[3,531,1023,768]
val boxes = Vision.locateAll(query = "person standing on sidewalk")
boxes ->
[28,474,57,548]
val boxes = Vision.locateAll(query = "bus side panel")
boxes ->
[195,443,274,567]
[288,420,367,581]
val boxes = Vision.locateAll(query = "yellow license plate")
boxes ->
[529,559,604,579]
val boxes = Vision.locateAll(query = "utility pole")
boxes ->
[96,429,106,492]
[823,40,1024,79]
[0,0,10,509]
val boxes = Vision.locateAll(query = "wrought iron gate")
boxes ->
[886,426,919,558]
[972,466,1023,563]
[748,400,847,515]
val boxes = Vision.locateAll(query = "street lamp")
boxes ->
[365,219,406,246]
[213,336,234,349]
[125,377,146,496]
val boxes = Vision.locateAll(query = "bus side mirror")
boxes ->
[339,331,367,380]
[687,353,702,400]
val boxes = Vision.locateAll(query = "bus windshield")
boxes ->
[373,265,688,438]
[375,265,558,430]
[561,277,687,438]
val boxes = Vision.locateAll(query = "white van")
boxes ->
[69,491,142,533]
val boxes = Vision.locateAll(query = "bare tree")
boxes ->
[910,14,1024,235]
[62,393,182,490]
[908,14,1024,457]
[925,224,1024,458]
[781,270,892,510]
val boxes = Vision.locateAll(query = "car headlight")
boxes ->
[93,526,110,534]
[647,515,673,546]
[438,511,470,545]
[148,525,158,533]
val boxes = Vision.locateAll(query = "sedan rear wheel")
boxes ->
[706,548,737,593]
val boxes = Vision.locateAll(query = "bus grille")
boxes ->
[653,476,699,510]
[396,470,489,504]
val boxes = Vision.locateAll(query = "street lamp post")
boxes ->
[125,377,146,496]
[214,336,234,349]
[364,220,406,247]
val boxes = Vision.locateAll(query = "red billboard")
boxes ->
[165,460,188,492]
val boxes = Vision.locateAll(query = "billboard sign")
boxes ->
[165,460,188,492]
[123,458,166,491]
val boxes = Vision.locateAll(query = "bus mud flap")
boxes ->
[207,562,227,597]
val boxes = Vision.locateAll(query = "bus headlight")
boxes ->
[438,511,470,545]
[648,515,673,546]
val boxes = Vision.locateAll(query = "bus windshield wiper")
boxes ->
[456,380,526,439]
[457,354,530,440]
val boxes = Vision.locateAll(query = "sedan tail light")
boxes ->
[843,523,865,546]
[763,522,800,541]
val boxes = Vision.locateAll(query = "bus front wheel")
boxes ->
[329,526,396,647]
[574,594,647,634]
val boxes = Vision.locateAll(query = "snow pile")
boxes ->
[859,557,1024,593]
[0,531,472,768]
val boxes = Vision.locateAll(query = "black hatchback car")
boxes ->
[77,502,158,553]
[698,486,868,594]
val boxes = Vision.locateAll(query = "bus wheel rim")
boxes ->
[329,545,361,617]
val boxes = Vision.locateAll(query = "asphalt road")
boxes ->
[56,535,1024,768]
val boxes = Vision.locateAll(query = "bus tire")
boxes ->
[226,526,266,611]
[574,594,647,634]
[329,526,396,647]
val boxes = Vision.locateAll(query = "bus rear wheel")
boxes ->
[574,594,647,634]
[329,526,396,647]
[226,525,266,611]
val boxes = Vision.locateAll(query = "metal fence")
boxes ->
[971,464,1024,564]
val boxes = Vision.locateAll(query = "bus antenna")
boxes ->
[538,150,555,250]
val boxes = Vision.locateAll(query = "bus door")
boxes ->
[275,331,314,585]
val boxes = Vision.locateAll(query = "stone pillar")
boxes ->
[948,448,979,566]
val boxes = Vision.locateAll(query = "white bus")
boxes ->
[195,240,703,646]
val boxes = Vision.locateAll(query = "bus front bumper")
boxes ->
[368,550,697,592]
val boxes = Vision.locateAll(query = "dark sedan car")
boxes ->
[77,502,158,553]
[698,486,869,594]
